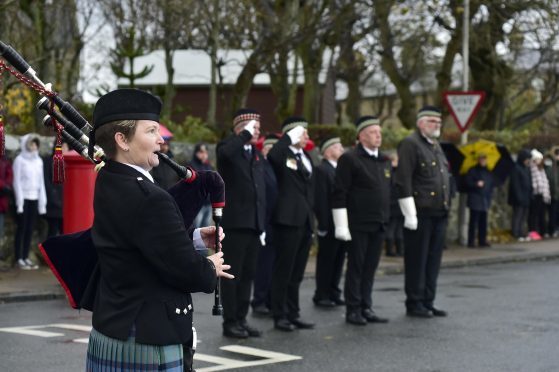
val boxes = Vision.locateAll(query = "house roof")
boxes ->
[118,49,332,87]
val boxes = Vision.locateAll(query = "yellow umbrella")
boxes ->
[459,139,500,174]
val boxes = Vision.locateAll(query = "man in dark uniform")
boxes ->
[216,108,266,338]
[395,105,450,318]
[251,134,279,316]
[268,117,315,332]
[332,116,391,326]
[313,136,347,308]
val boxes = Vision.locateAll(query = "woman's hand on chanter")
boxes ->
[207,251,234,279]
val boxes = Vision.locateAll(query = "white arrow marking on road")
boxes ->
[195,345,302,371]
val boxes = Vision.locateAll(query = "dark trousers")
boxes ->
[221,229,260,325]
[14,199,38,260]
[511,206,528,238]
[314,233,346,302]
[46,217,63,238]
[385,215,404,255]
[548,199,558,235]
[404,215,448,310]
[344,225,384,311]
[251,227,276,309]
[468,209,488,246]
[529,195,546,235]
[270,224,311,320]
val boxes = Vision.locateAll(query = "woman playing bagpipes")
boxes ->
[85,88,233,372]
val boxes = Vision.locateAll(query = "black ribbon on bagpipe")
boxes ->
[1,40,226,317]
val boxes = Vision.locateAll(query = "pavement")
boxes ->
[0,237,558,305]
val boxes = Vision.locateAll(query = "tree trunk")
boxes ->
[162,47,175,122]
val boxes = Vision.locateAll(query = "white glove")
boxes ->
[17,206,23,214]
[287,126,305,145]
[243,120,257,135]
[398,197,418,230]
[332,208,352,241]
[259,232,266,246]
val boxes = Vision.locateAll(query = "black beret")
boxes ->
[263,133,280,147]
[355,115,380,133]
[93,88,162,129]
[281,116,308,133]
[417,105,441,120]
[233,108,260,127]
[319,136,341,154]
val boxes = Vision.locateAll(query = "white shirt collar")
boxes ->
[124,163,155,183]
[289,145,303,155]
[362,145,378,157]
[327,159,337,168]
[244,144,252,151]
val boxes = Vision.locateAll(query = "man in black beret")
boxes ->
[332,116,391,325]
[313,136,347,308]
[394,105,450,318]
[268,116,315,332]
[216,108,266,338]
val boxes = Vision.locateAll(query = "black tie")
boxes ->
[295,153,311,179]
[244,147,252,160]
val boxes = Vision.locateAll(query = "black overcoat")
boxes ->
[465,165,494,211]
[314,159,336,233]
[267,134,314,227]
[216,130,266,231]
[332,144,391,231]
[91,160,216,346]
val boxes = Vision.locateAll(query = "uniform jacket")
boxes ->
[395,130,450,216]
[465,165,494,211]
[267,134,314,228]
[216,130,266,232]
[545,160,559,200]
[314,159,336,233]
[390,166,403,218]
[508,153,532,207]
[332,144,391,231]
[91,160,217,346]
[263,158,278,227]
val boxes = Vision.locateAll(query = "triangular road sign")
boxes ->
[443,91,485,133]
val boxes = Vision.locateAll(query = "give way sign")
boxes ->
[443,91,485,133]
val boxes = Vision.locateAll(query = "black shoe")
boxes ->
[223,324,249,338]
[274,318,296,332]
[252,304,271,316]
[362,308,389,323]
[425,306,448,317]
[406,307,433,318]
[314,299,336,308]
[239,320,262,337]
[346,311,367,325]
[289,317,315,329]
[479,243,491,248]
[331,297,346,306]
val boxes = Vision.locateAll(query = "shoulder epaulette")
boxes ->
[136,177,151,195]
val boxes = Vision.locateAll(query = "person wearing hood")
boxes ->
[508,149,532,241]
[528,149,551,238]
[13,133,47,270]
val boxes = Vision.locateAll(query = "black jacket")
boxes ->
[91,161,216,346]
[508,151,532,207]
[395,130,450,216]
[314,159,336,233]
[43,155,63,219]
[465,165,494,211]
[268,134,314,228]
[263,158,278,227]
[332,144,391,231]
[216,130,266,232]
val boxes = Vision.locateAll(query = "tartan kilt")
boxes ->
[86,327,183,372]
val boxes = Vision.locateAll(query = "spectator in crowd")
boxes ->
[0,154,13,261]
[150,137,180,190]
[544,147,559,237]
[528,149,550,239]
[466,153,494,248]
[13,134,46,270]
[313,135,347,308]
[395,106,450,318]
[216,109,265,339]
[385,153,404,257]
[508,149,532,241]
[42,141,69,238]
[268,117,316,332]
[190,143,214,229]
[251,133,279,316]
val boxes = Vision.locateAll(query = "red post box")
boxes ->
[62,151,97,234]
